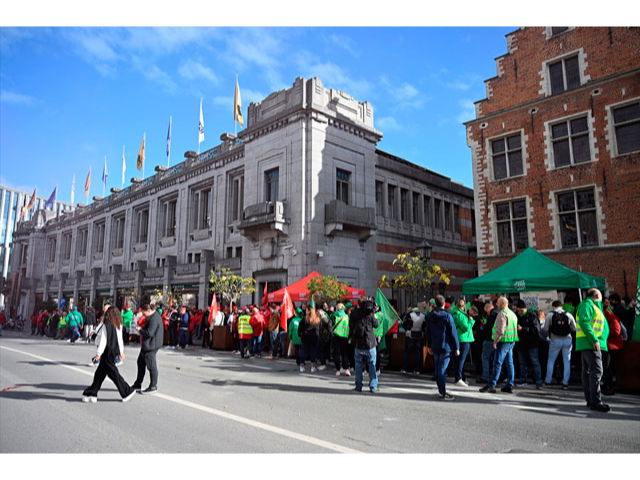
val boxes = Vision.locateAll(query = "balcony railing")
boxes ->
[325,200,375,241]
[238,201,288,240]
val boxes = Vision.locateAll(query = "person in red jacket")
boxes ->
[602,297,623,396]
[249,307,265,357]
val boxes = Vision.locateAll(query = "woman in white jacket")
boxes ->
[82,306,136,403]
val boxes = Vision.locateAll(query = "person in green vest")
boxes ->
[451,298,475,387]
[480,296,519,394]
[57,310,69,340]
[332,303,351,377]
[576,288,610,413]
[288,308,303,369]
[121,304,133,346]
[237,307,253,359]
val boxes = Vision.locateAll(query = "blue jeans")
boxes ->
[355,347,378,391]
[546,337,572,385]
[489,342,515,388]
[482,340,495,381]
[455,342,471,382]
[433,352,451,395]
[251,335,262,355]
[70,326,81,343]
[270,331,280,356]
[518,346,542,386]
[178,328,188,348]
[279,331,288,357]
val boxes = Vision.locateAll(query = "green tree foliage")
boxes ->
[379,251,452,303]
[307,275,349,305]
[209,266,256,308]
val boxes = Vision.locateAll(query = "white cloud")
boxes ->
[131,56,177,92]
[376,116,401,132]
[380,77,430,110]
[327,34,360,57]
[178,60,219,84]
[0,90,39,106]
[456,98,476,123]
[295,52,373,100]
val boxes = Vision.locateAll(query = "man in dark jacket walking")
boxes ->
[426,295,460,400]
[131,304,164,394]
[349,298,380,393]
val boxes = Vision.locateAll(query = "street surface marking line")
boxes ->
[0,345,362,454]
[502,403,588,418]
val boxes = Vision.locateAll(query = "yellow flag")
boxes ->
[136,134,145,171]
[234,77,244,128]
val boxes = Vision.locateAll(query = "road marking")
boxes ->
[0,345,362,454]
[502,403,588,418]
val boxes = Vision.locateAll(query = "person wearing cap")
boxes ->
[514,299,543,389]
[68,306,84,344]
[401,306,425,374]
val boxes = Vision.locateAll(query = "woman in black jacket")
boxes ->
[82,306,136,403]
[298,304,320,373]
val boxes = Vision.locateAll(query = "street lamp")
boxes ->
[416,241,432,262]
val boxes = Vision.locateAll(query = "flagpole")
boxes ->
[167,115,172,168]
[103,155,106,198]
[235,75,238,137]
[143,132,146,180]
[122,145,125,189]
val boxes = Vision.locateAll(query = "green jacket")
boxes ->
[576,297,609,352]
[451,306,475,343]
[67,310,83,328]
[332,310,350,338]
[59,314,68,327]
[288,316,302,346]
[121,309,133,328]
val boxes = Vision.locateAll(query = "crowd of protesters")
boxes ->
[5,286,636,407]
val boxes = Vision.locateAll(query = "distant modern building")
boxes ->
[0,185,73,310]
[10,77,476,316]
[465,27,640,297]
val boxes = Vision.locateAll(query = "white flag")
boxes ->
[198,97,204,152]
[122,145,126,188]
[70,174,75,205]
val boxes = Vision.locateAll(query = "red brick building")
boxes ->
[465,27,640,297]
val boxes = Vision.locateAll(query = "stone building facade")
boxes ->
[11,77,475,315]
[465,27,640,296]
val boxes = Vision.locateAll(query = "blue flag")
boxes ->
[45,186,57,209]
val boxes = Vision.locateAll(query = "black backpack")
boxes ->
[550,311,571,336]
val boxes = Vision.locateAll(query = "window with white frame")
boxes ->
[549,55,581,95]
[160,197,177,238]
[612,101,640,155]
[191,186,211,232]
[496,200,528,254]
[557,189,598,249]
[336,168,351,205]
[551,116,591,167]
[550,27,569,36]
[491,134,523,180]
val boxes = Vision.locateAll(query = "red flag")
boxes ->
[169,295,173,308]
[281,288,294,332]
[262,282,268,306]
[210,292,218,320]
[124,299,128,310]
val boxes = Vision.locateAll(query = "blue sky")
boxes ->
[1,25,519,202]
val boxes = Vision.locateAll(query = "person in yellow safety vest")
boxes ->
[480,296,519,394]
[576,288,610,413]
[237,307,253,359]
[332,303,351,377]
[57,310,69,340]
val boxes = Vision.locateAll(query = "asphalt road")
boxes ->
[1,331,639,454]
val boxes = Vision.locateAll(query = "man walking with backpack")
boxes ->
[543,300,576,389]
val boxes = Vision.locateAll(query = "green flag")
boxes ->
[376,288,400,350]
[633,266,640,341]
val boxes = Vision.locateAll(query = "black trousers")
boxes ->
[332,336,350,370]
[581,349,603,406]
[168,323,178,346]
[84,357,133,398]
[134,349,159,389]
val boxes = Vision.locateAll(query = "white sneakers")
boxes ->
[81,396,97,403]
[299,366,305,373]
[311,366,317,373]
[455,379,469,387]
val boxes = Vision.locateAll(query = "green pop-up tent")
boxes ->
[462,247,606,295]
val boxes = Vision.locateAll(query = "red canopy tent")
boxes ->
[264,271,366,304]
